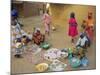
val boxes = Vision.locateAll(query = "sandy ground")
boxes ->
[11,16,96,74]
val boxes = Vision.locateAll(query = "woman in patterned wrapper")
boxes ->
[32,28,45,45]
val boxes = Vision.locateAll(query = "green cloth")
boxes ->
[69,57,81,68]
[40,42,51,49]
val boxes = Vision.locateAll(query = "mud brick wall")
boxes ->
[49,4,96,27]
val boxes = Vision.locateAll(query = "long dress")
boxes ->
[42,13,51,32]
[68,18,78,37]
[85,18,94,41]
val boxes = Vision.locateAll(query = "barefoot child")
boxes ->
[14,38,23,58]
[42,10,51,35]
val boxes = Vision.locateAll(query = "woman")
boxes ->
[85,12,94,41]
[32,28,45,45]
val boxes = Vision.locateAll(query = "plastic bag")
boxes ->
[68,48,73,54]
[69,57,81,68]
[40,42,51,49]
[49,59,67,71]
[81,57,89,67]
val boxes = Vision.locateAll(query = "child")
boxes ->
[11,21,21,37]
[68,12,78,43]
[42,10,51,35]
[14,38,23,58]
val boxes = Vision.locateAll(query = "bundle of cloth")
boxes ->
[35,63,49,72]
[49,59,67,71]
[44,48,68,61]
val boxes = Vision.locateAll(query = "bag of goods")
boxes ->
[59,48,68,58]
[35,63,49,72]
[69,57,81,68]
[49,59,67,71]
[81,57,89,67]
[40,42,51,49]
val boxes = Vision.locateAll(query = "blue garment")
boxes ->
[11,9,18,17]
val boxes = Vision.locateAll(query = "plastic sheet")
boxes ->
[49,59,67,71]
[44,48,68,61]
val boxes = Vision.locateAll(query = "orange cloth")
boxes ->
[87,19,94,27]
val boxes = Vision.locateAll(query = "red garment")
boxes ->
[68,18,78,37]
[86,27,93,41]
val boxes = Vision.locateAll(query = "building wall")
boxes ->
[23,2,39,17]
[12,2,44,18]
[12,3,24,17]
[49,4,96,27]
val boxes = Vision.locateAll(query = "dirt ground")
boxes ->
[11,16,96,74]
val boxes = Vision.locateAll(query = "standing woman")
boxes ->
[85,12,94,41]
[42,10,51,35]
[68,12,78,43]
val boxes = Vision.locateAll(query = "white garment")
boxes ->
[16,34,22,38]
[16,23,21,31]
[21,30,28,36]
[76,36,88,47]
[11,25,21,39]
[28,34,32,40]
[11,23,21,35]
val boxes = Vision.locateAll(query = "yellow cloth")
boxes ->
[35,63,48,72]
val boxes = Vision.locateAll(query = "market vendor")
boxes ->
[32,28,45,45]
[76,33,90,49]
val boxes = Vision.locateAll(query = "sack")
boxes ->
[69,57,81,68]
